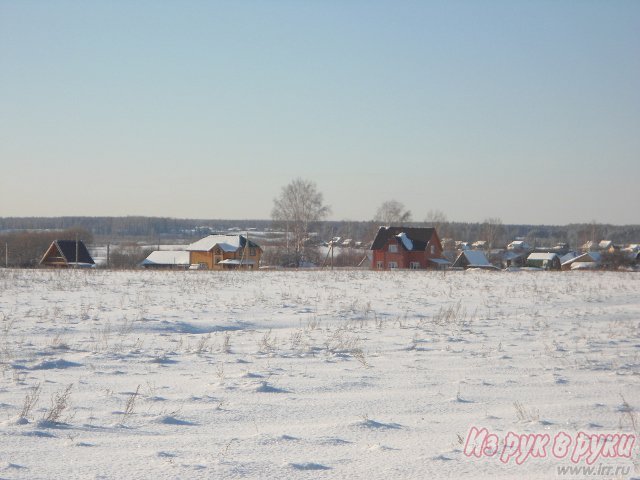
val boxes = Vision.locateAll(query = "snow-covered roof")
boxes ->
[396,232,413,251]
[187,235,243,252]
[218,259,256,265]
[507,240,530,250]
[459,250,493,267]
[561,251,601,266]
[571,261,599,270]
[560,251,580,264]
[527,252,558,261]
[142,251,190,266]
[599,240,613,249]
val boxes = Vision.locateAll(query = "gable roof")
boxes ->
[187,234,261,253]
[41,240,95,265]
[452,250,497,269]
[370,226,438,251]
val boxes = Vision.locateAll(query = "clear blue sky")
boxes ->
[1,1,638,224]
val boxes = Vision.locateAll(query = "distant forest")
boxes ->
[1,217,639,248]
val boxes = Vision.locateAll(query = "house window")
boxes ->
[250,248,256,257]
[409,262,420,269]
[388,261,398,269]
[430,245,435,255]
[376,261,384,269]
[389,244,398,253]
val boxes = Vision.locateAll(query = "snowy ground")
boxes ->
[0,269,638,479]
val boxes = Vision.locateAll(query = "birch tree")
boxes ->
[374,200,412,225]
[271,178,330,267]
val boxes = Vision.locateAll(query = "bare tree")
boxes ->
[424,209,449,237]
[374,200,412,225]
[271,178,330,267]
[481,217,504,248]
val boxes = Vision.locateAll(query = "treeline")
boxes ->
[1,217,639,249]
[0,217,272,239]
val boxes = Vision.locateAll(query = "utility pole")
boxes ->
[330,241,334,270]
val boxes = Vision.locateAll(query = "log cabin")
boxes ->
[187,234,262,270]
[40,240,95,268]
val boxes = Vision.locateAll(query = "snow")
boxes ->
[187,235,243,252]
[559,251,580,264]
[0,269,639,479]
[527,252,558,261]
[142,251,190,266]
[562,252,602,268]
[217,259,256,265]
[459,250,493,267]
[396,232,413,251]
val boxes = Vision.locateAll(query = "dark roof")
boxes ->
[239,235,262,250]
[54,240,95,264]
[370,226,437,251]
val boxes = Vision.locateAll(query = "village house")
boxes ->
[526,252,561,270]
[40,240,95,268]
[187,234,262,270]
[451,250,499,270]
[507,239,532,252]
[370,226,448,270]
[561,251,602,270]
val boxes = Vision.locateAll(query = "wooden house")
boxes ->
[187,234,262,270]
[40,240,95,268]
[370,226,448,270]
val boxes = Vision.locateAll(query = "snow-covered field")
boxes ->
[0,269,638,479]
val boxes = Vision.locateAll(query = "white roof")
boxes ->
[527,253,558,261]
[142,251,190,266]
[571,261,599,270]
[187,235,243,252]
[396,232,413,251]
[218,259,256,265]
[460,250,493,267]
[561,251,601,266]
[560,251,580,264]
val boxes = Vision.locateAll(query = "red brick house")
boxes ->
[370,226,448,270]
